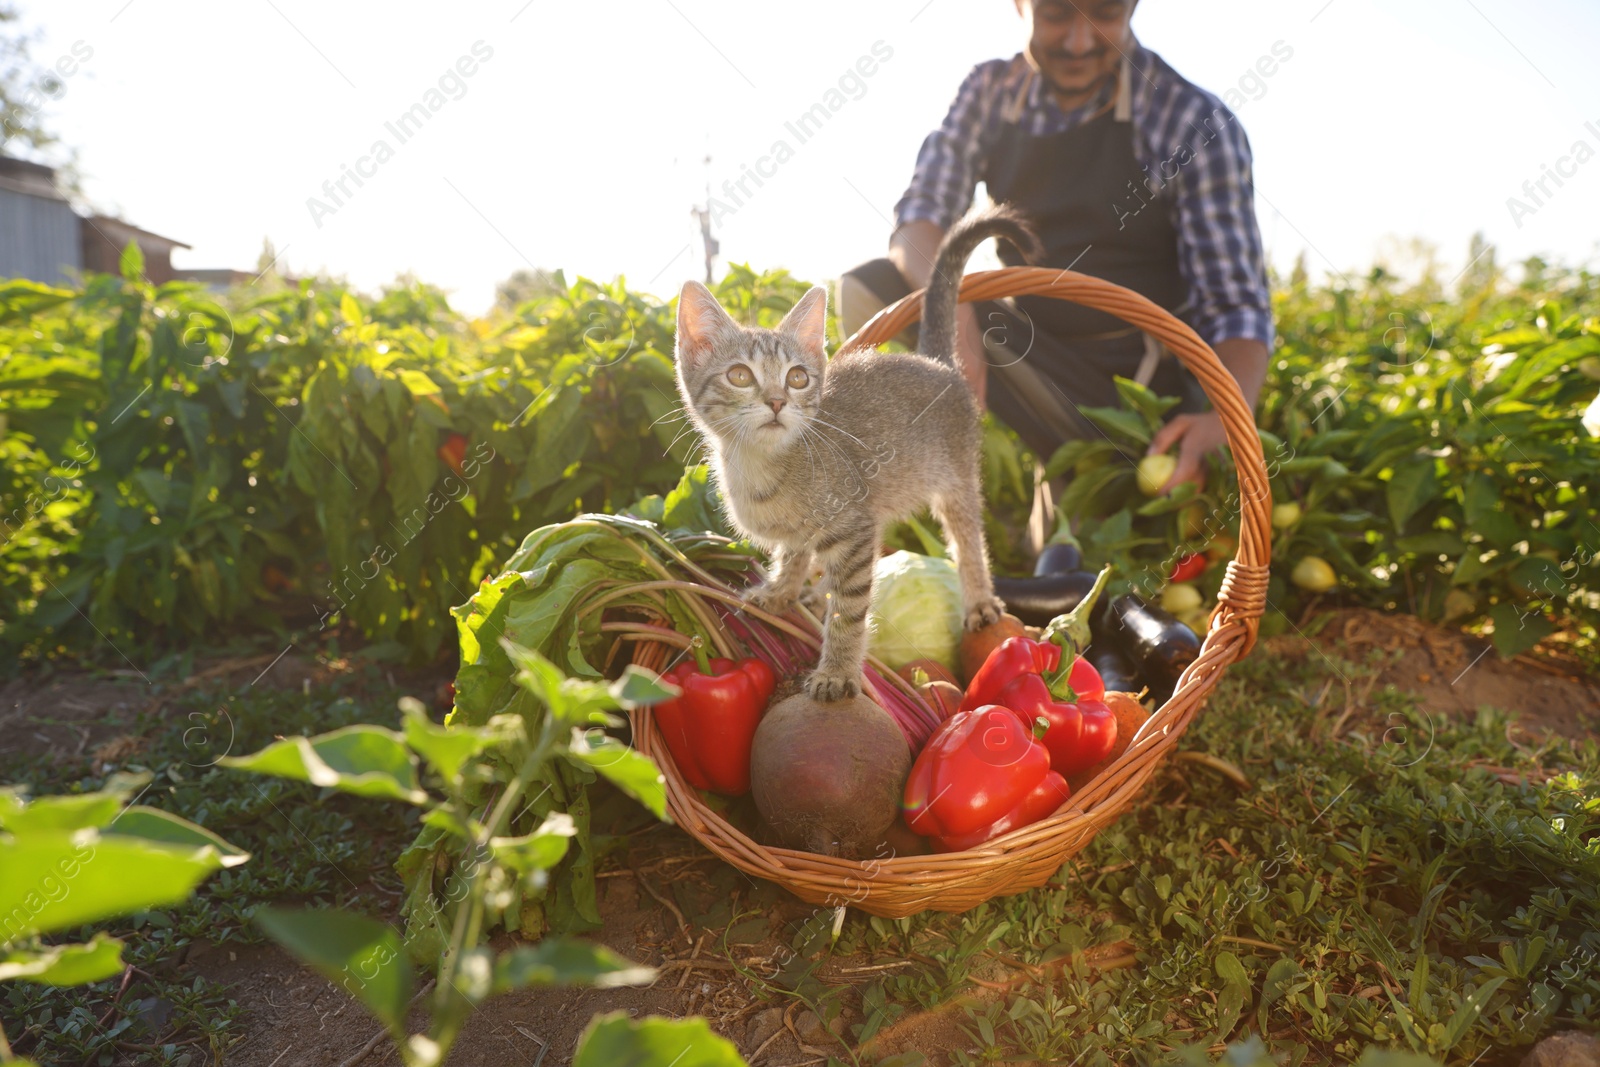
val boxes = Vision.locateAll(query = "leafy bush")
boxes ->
[0,257,810,667]
[4,250,1598,670]
[1046,261,1600,659]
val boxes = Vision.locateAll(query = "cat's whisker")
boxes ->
[801,413,873,451]
[649,406,690,430]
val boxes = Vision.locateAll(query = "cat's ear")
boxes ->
[777,285,828,361]
[676,280,738,370]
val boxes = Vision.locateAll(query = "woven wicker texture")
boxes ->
[624,267,1271,917]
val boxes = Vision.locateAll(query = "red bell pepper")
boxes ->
[1169,552,1208,582]
[902,705,1069,851]
[960,566,1117,776]
[935,770,1072,853]
[652,646,775,796]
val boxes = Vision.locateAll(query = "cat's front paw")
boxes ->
[743,584,796,617]
[804,668,861,703]
[963,595,1006,632]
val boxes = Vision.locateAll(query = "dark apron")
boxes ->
[977,60,1207,458]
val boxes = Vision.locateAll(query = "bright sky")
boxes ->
[16,0,1600,315]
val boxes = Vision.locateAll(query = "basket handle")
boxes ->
[837,266,1271,654]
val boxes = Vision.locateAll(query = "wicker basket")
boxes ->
[622,267,1272,918]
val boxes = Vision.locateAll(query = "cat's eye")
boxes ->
[785,367,810,389]
[726,364,754,387]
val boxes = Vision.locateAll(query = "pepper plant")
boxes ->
[0,775,248,1065]
[218,639,745,1065]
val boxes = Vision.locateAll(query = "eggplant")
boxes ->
[1101,592,1201,688]
[1033,541,1083,577]
[991,570,1099,627]
[1088,642,1141,696]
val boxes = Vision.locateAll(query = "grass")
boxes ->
[3,631,1597,1066]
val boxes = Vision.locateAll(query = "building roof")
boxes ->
[0,155,69,202]
[83,214,191,251]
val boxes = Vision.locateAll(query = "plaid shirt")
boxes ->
[894,42,1274,348]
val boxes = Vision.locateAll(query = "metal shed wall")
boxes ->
[0,186,82,284]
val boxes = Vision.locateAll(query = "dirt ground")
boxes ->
[1269,607,1599,743]
[4,611,1595,1066]
[201,844,988,1067]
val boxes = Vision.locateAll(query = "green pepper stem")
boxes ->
[1045,513,1081,550]
[1032,715,1050,740]
[1044,565,1112,654]
[910,666,930,687]
[1041,564,1112,700]
[1042,660,1078,704]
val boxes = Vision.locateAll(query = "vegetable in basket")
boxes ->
[652,648,777,797]
[750,691,911,858]
[1099,592,1201,690]
[866,550,964,675]
[991,571,1099,627]
[1088,643,1141,697]
[961,567,1117,776]
[902,705,1070,853]
[958,612,1027,683]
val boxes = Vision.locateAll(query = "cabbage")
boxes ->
[865,550,964,673]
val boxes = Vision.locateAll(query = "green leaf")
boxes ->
[573,1012,748,1067]
[1441,975,1507,1050]
[1256,957,1306,1032]
[1112,375,1182,432]
[397,368,441,396]
[1386,456,1439,532]
[1462,472,1499,526]
[254,908,414,1038]
[220,725,427,804]
[104,806,250,867]
[1135,480,1198,516]
[565,729,669,821]
[399,696,498,783]
[119,241,145,281]
[339,292,364,327]
[1488,602,1554,658]
[661,464,731,536]
[0,832,226,938]
[492,937,655,993]
[490,812,577,873]
[0,789,125,834]
[1080,405,1153,447]
[610,665,681,709]
[1214,950,1249,986]
[0,933,125,985]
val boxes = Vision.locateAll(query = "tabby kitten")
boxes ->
[674,205,1041,702]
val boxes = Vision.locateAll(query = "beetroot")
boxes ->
[750,691,911,858]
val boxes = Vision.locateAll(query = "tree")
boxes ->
[494,267,565,312]
[0,4,63,158]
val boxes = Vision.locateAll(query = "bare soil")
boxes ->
[1268,607,1599,743]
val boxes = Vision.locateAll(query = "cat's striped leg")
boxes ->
[934,484,1005,632]
[745,543,812,617]
[804,523,880,702]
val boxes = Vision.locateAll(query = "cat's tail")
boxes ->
[920,203,1043,367]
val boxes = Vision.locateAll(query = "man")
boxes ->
[839,0,1272,497]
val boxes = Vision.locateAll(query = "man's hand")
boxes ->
[1147,411,1227,492]
[1147,337,1269,492]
